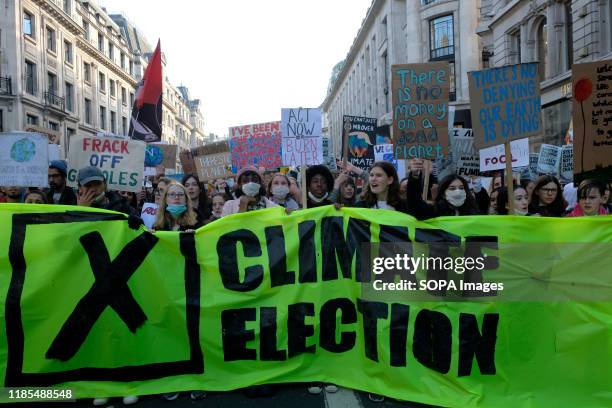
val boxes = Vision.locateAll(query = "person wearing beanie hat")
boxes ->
[221,166,277,216]
[47,160,77,205]
[305,165,334,208]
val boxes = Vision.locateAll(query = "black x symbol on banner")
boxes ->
[46,231,159,362]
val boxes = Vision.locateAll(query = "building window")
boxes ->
[565,3,573,70]
[120,52,126,69]
[98,33,104,52]
[121,87,127,105]
[122,117,127,135]
[26,114,39,125]
[83,20,89,40]
[0,110,3,132]
[66,127,75,139]
[64,40,73,64]
[48,121,59,131]
[83,62,91,83]
[110,111,116,133]
[25,60,36,95]
[63,0,71,14]
[84,98,92,124]
[23,11,34,37]
[110,80,116,97]
[430,15,454,59]
[108,42,114,60]
[65,82,74,112]
[509,30,521,64]
[46,26,56,53]
[537,18,548,81]
[129,92,134,107]
[449,61,456,101]
[99,72,106,93]
[47,72,57,95]
[129,60,134,76]
[100,106,106,129]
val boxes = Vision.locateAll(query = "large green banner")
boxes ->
[0,204,611,407]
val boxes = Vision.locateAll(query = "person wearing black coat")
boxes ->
[305,165,334,208]
[47,160,77,205]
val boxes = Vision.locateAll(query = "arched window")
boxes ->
[537,18,548,80]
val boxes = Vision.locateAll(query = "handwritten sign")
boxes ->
[281,108,323,166]
[67,135,145,192]
[392,62,449,160]
[229,121,282,172]
[145,144,177,169]
[479,138,529,172]
[560,144,574,183]
[0,132,49,187]
[435,129,479,179]
[468,63,542,149]
[374,144,406,178]
[322,138,337,171]
[344,115,377,171]
[572,59,612,175]
[537,144,562,176]
[193,141,233,181]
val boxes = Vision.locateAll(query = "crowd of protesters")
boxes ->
[1,157,611,405]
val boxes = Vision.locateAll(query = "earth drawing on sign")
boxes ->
[145,145,164,167]
[10,138,36,163]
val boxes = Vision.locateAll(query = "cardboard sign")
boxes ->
[179,150,197,175]
[537,144,562,176]
[0,132,49,187]
[392,62,449,160]
[145,144,177,169]
[374,144,406,178]
[195,146,232,181]
[344,115,377,171]
[229,121,282,172]
[25,125,61,144]
[468,63,542,149]
[479,138,529,172]
[435,128,479,179]
[572,59,612,175]
[322,138,337,171]
[281,108,323,166]
[67,135,145,193]
[560,144,574,184]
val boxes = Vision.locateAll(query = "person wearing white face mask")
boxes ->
[221,166,277,216]
[267,174,300,210]
[406,159,479,219]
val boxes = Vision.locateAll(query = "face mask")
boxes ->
[242,182,260,197]
[513,207,528,216]
[167,204,187,217]
[308,191,329,203]
[445,189,466,207]
[226,179,235,189]
[271,185,290,199]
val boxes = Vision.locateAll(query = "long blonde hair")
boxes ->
[153,181,198,230]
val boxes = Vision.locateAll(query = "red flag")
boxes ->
[129,40,162,142]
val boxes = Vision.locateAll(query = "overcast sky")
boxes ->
[99,0,373,138]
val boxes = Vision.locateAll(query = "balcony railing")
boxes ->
[44,91,65,110]
[0,77,12,95]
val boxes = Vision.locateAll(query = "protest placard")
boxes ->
[434,129,479,179]
[479,138,529,172]
[468,63,542,149]
[192,141,233,181]
[179,150,196,175]
[344,115,377,171]
[560,144,574,183]
[228,121,282,172]
[48,144,61,163]
[529,153,539,180]
[281,108,323,166]
[0,132,48,187]
[374,144,406,177]
[536,144,562,176]
[322,138,337,171]
[145,144,177,169]
[392,62,449,160]
[572,59,612,178]
[66,135,145,192]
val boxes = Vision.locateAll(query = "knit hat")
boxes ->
[49,160,68,177]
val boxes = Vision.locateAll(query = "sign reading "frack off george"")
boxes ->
[67,135,145,192]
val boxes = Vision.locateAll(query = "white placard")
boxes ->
[374,144,406,178]
[537,144,562,176]
[281,108,323,166]
[479,138,530,172]
[140,202,159,229]
[560,144,574,183]
[0,132,49,187]
[67,135,146,193]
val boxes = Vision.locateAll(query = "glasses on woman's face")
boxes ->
[167,192,185,199]
[540,188,558,194]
